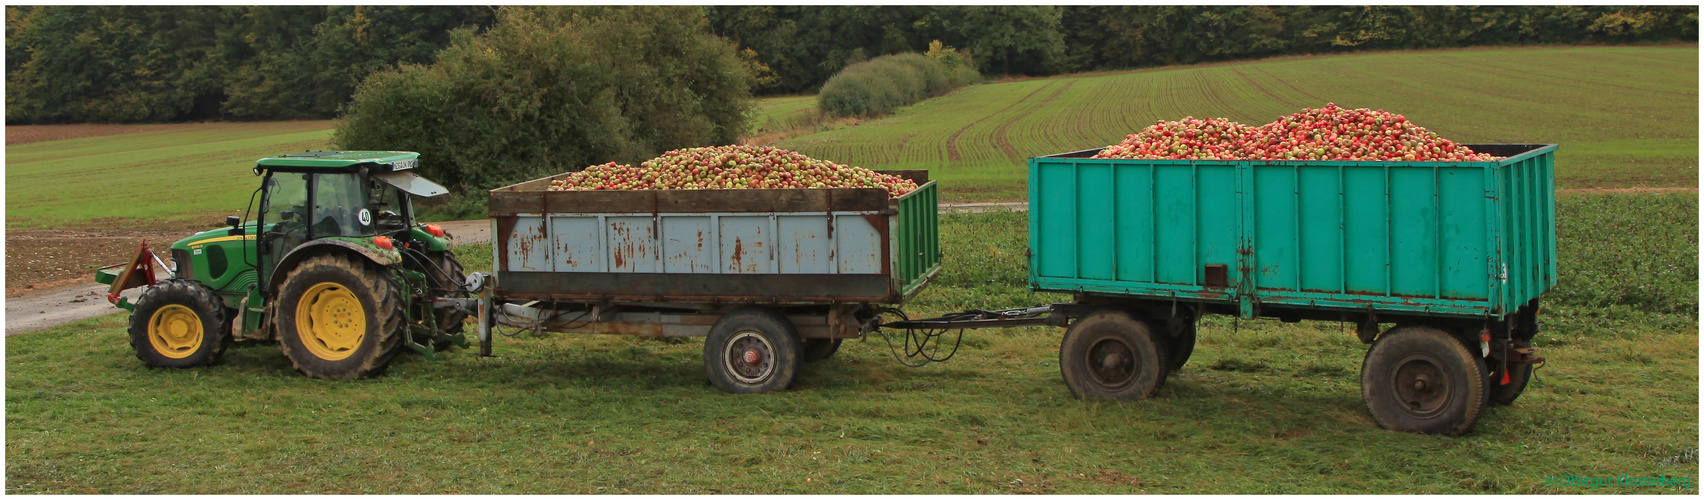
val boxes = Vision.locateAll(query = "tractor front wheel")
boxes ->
[128,279,229,368]
[276,254,405,380]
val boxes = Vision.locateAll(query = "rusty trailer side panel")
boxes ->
[488,172,939,305]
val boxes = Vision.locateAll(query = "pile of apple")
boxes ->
[1093,117,1258,160]
[1093,103,1499,162]
[548,145,919,198]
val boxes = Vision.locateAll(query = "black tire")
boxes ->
[128,279,229,368]
[803,338,843,361]
[703,307,803,394]
[1167,321,1197,372]
[419,250,468,351]
[275,253,406,380]
[1360,325,1488,436]
[1059,310,1169,401]
[1488,361,1533,406]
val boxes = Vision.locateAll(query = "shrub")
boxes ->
[332,6,753,191]
[817,48,979,119]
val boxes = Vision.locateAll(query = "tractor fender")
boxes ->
[268,239,399,292]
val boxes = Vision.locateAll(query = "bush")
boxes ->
[332,6,753,191]
[817,49,978,118]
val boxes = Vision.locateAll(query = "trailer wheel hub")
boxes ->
[1085,337,1137,389]
[724,331,775,384]
[1391,354,1451,417]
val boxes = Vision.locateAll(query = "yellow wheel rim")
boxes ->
[295,282,366,361]
[148,304,203,359]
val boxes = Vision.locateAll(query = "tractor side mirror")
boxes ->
[226,216,244,236]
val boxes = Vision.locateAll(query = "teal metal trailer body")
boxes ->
[1028,144,1558,321]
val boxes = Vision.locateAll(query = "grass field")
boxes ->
[7,193,1695,494]
[747,94,820,139]
[773,45,1699,201]
[6,121,334,230]
[4,46,1695,228]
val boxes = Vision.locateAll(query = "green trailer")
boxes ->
[1022,143,1558,435]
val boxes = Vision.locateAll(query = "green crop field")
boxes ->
[5,46,1695,229]
[5,121,334,230]
[773,46,1699,201]
[747,94,819,138]
[6,193,1695,494]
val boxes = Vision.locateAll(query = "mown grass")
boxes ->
[7,193,1695,494]
[772,45,1699,202]
[5,121,335,229]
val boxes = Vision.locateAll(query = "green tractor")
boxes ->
[95,151,482,380]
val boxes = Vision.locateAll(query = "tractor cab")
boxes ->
[96,151,477,381]
[251,151,451,290]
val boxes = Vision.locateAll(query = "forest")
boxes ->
[5,5,1697,124]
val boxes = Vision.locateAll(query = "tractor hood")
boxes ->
[170,222,263,251]
[373,170,448,198]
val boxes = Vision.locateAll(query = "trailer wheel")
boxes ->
[1167,321,1197,372]
[704,307,803,394]
[1360,325,1487,436]
[1488,362,1532,406]
[803,338,843,360]
[276,254,405,380]
[1059,310,1168,401]
[128,279,230,368]
[420,250,468,351]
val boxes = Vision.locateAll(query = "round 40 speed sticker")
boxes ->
[358,208,372,226]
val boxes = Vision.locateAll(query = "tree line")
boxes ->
[5,5,1697,124]
[5,6,496,123]
[709,5,1698,94]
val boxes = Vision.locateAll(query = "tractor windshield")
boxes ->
[312,174,375,237]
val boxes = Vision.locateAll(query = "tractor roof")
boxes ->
[254,151,420,172]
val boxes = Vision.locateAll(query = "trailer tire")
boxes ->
[1167,322,1196,372]
[803,338,843,361]
[1360,325,1487,436]
[1487,362,1532,406]
[276,254,406,380]
[128,279,229,368]
[1059,310,1168,401]
[420,250,467,351]
[704,308,803,394]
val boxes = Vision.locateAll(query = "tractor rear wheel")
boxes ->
[276,254,405,380]
[128,279,229,368]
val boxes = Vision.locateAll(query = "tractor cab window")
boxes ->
[260,173,311,265]
[367,178,409,234]
[312,174,375,237]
